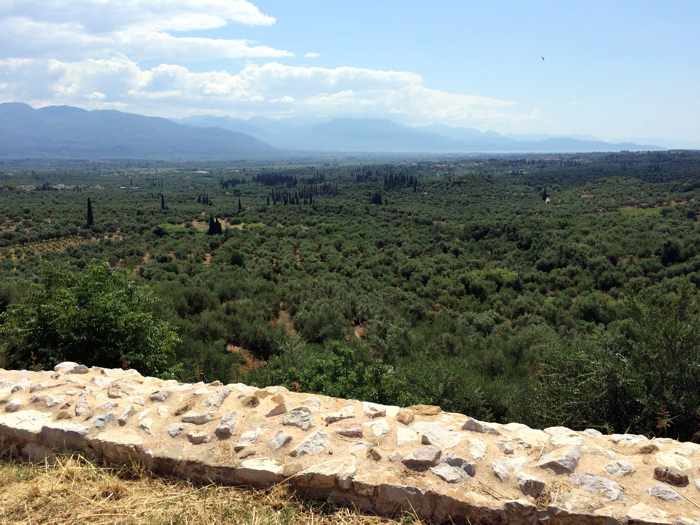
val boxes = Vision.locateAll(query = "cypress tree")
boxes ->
[86,198,94,227]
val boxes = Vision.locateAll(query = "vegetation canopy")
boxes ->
[1,151,700,440]
[1,263,180,378]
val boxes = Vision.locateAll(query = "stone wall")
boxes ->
[0,363,699,524]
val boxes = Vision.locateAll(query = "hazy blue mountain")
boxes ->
[183,115,659,153]
[0,103,276,160]
[0,103,659,160]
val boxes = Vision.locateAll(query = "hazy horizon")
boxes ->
[0,1,698,148]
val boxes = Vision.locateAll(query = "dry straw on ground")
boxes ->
[0,455,419,525]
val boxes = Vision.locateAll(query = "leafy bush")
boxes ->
[1,263,180,378]
[531,286,700,439]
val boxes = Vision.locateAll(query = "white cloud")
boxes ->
[0,0,536,130]
[0,2,290,62]
[0,57,526,128]
[0,1,276,31]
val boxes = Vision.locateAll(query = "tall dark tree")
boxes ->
[86,198,94,227]
[207,215,223,235]
[237,197,243,213]
[160,193,167,211]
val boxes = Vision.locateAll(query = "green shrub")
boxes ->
[1,263,180,378]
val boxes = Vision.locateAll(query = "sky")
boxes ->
[0,0,698,147]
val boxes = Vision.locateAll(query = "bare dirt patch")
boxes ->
[272,308,297,336]
[226,344,265,373]
[354,324,367,339]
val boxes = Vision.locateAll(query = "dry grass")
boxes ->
[0,455,418,525]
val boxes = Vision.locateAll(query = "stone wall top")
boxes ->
[0,363,699,524]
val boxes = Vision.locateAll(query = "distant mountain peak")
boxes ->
[182,114,661,154]
[0,103,276,160]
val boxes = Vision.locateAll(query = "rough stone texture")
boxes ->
[570,473,624,501]
[402,446,441,470]
[517,473,546,498]
[1,365,700,524]
[654,466,690,487]
[536,445,581,474]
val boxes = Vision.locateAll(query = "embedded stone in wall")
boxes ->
[0,364,699,525]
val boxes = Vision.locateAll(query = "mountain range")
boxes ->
[0,103,274,160]
[182,115,659,154]
[0,102,660,160]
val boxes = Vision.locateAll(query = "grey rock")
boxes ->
[291,431,328,457]
[497,440,515,455]
[335,425,363,438]
[648,484,681,501]
[74,394,92,418]
[283,407,313,430]
[323,405,355,424]
[167,423,185,438]
[54,362,89,375]
[492,457,528,482]
[215,412,238,439]
[118,405,136,426]
[571,473,623,501]
[610,433,647,446]
[583,428,603,437]
[537,445,581,474]
[187,431,211,445]
[414,421,461,449]
[366,418,390,438]
[605,460,635,477]
[362,402,386,419]
[5,399,22,413]
[462,417,500,435]
[443,455,476,477]
[149,390,170,402]
[517,473,546,498]
[236,428,261,448]
[402,446,441,470]
[98,401,117,412]
[181,412,214,425]
[268,431,292,450]
[54,362,81,374]
[138,417,153,434]
[10,381,30,393]
[31,394,65,408]
[204,387,230,408]
[431,463,468,483]
[93,413,114,429]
